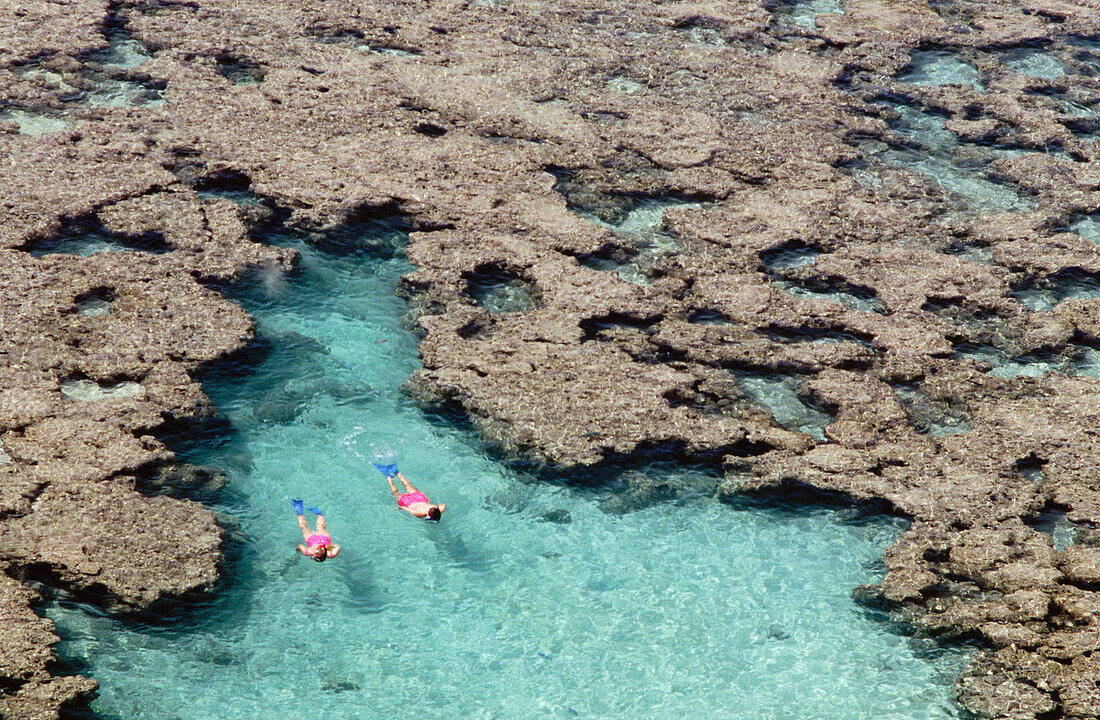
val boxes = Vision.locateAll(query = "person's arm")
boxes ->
[328,544,341,557]
[296,544,309,556]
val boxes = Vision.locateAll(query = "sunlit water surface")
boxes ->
[47,236,970,720]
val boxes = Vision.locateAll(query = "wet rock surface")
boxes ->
[5,0,1100,717]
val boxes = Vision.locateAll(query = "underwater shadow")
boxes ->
[301,547,390,614]
[720,476,905,524]
[423,522,496,573]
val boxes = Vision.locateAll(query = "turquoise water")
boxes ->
[1002,48,1065,80]
[899,51,983,90]
[853,101,1032,213]
[0,28,161,135]
[46,231,970,719]
[775,0,843,29]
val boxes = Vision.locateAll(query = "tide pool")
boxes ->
[47,232,969,720]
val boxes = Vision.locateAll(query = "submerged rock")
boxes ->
[536,508,573,524]
[0,574,97,719]
[598,470,719,515]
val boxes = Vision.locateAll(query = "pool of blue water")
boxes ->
[47,234,970,720]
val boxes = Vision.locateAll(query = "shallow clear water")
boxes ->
[1002,48,1065,80]
[772,279,886,314]
[899,50,983,91]
[1069,214,1100,243]
[47,234,970,719]
[864,103,1032,213]
[0,108,71,135]
[1015,271,1100,311]
[84,31,165,110]
[28,230,164,257]
[2,34,162,130]
[776,0,843,29]
[733,372,833,442]
[100,29,153,70]
[760,246,820,270]
[577,198,693,285]
[84,77,163,109]
[1069,37,1100,75]
[966,349,1063,379]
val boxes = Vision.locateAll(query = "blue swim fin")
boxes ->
[374,463,399,478]
[291,498,304,515]
[307,506,323,516]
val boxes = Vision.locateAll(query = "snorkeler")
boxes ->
[375,464,446,522]
[292,500,340,561]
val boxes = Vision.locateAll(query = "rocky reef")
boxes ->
[4,0,1100,717]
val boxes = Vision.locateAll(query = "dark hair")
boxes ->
[313,545,328,562]
[427,506,441,522]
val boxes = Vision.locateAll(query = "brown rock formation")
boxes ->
[4,0,1100,717]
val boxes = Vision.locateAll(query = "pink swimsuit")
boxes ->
[397,491,429,508]
[306,534,330,548]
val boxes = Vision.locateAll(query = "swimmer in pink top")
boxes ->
[376,463,446,522]
[292,500,340,561]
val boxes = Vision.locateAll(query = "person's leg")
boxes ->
[387,475,401,499]
[396,472,418,494]
[298,515,312,540]
[316,516,327,534]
